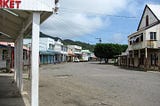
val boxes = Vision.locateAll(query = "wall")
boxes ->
[0,49,6,68]
[128,23,160,51]
[67,45,82,54]
[54,40,63,52]
[39,38,50,51]
[139,7,159,30]
[145,24,160,40]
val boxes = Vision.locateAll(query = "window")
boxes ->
[151,54,158,66]
[135,37,139,43]
[146,15,149,26]
[61,46,63,51]
[130,40,132,45]
[2,50,8,60]
[150,32,156,40]
[49,44,54,50]
[23,51,25,60]
[140,33,143,41]
[23,51,28,60]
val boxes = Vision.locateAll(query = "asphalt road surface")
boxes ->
[24,62,160,106]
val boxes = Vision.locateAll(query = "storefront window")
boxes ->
[2,50,8,60]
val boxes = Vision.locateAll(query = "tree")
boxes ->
[94,43,127,63]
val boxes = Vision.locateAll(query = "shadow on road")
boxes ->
[89,61,114,65]
[89,62,147,72]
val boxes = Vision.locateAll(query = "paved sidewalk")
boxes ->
[0,73,26,106]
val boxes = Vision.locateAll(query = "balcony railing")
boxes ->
[147,40,156,48]
[129,40,160,50]
[129,42,143,50]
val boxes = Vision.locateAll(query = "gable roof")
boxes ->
[137,4,160,31]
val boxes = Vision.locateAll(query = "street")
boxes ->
[24,62,160,106]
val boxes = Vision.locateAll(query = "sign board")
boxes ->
[0,0,55,12]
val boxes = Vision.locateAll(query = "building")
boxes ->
[24,33,68,64]
[54,39,67,63]
[67,45,82,61]
[39,37,57,64]
[118,48,129,66]
[0,42,30,71]
[119,4,160,70]
[67,46,74,62]
[81,50,91,61]
[61,45,68,62]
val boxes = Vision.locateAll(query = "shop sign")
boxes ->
[0,0,21,9]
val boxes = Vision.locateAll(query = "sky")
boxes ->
[41,0,160,44]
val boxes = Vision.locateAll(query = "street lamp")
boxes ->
[96,38,102,43]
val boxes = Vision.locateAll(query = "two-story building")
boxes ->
[54,39,67,63]
[67,45,82,61]
[119,4,160,70]
[24,32,68,64]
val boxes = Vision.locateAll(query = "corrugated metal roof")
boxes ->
[0,9,53,42]
[0,42,29,50]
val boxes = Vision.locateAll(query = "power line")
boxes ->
[60,7,137,19]
[42,14,131,41]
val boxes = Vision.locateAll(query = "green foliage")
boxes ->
[94,43,128,61]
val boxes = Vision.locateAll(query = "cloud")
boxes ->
[109,33,128,44]
[41,0,139,39]
[41,13,104,38]
[60,0,130,15]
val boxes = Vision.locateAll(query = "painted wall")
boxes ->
[54,40,63,52]
[39,38,55,51]
[67,45,82,54]
[128,23,160,51]
[139,7,158,30]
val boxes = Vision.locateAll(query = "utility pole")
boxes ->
[96,38,102,43]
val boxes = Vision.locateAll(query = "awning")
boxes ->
[0,9,52,42]
[40,50,62,55]
[0,0,59,42]
[0,1,58,106]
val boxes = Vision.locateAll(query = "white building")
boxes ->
[81,50,91,61]
[67,45,82,60]
[119,4,160,70]
[24,33,68,64]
